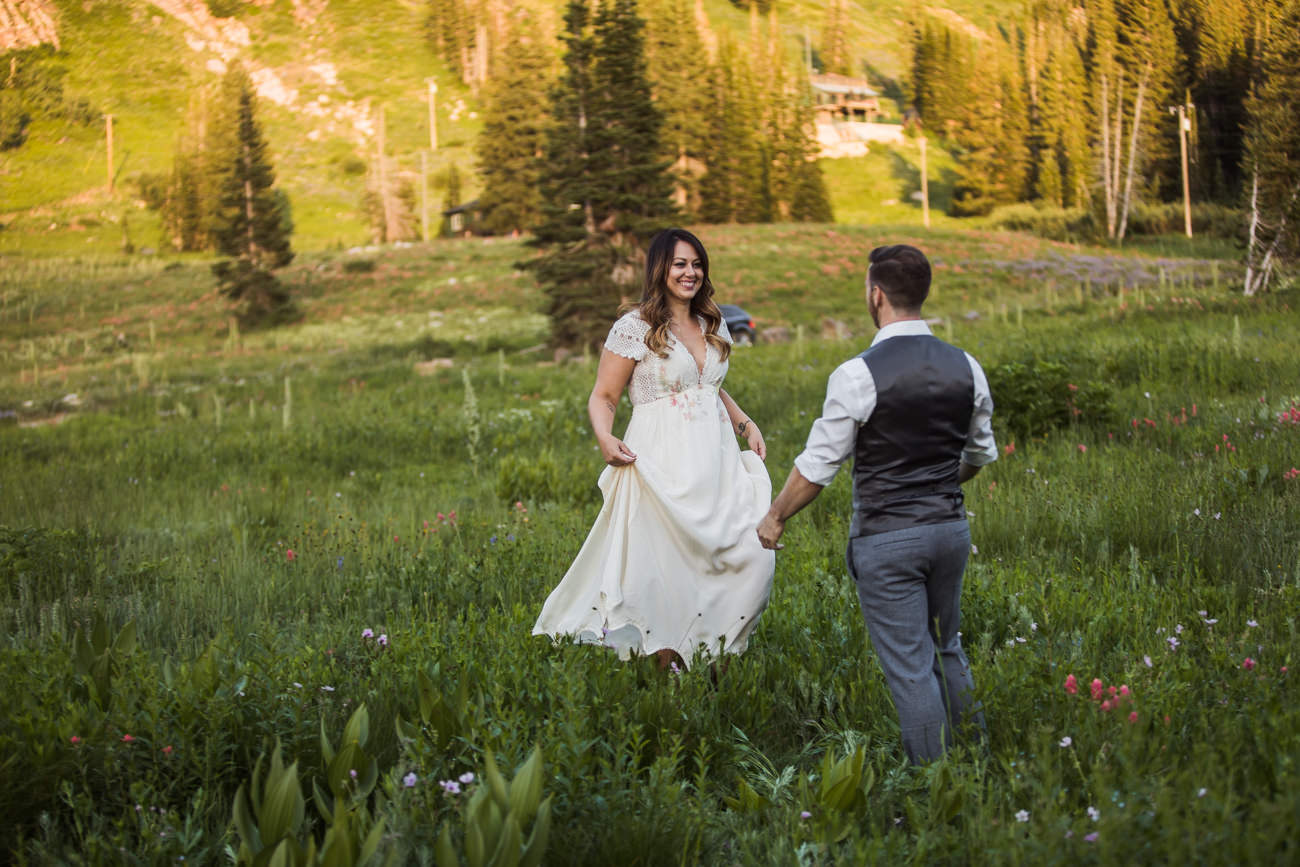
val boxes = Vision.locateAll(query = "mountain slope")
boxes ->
[1,0,1009,253]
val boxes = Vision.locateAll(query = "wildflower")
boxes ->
[162,745,174,755]
[1087,806,1100,822]
[1004,442,1016,456]
[321,685,335,692]
[1090,678,1103,701]
[490,536,497,544]
[1167,636,1180,650]
[393,535,399,543]
[1198,788,1207,798]
[378,634,389,647]
[1143,655,1153,668]
[1059,736,1072,748]
[1204,617,1218,625]
[349,769,358,780]
[336,556,344,569]
[1119,685,1130,698]
[286,549,296,562]
[403,772,418,788]
[1128,711,1138,723]
[292,682,303,689]
[1193,508,1201,517]
[458,772,475,785]
[1242,657,1256,670]
[361,628,374,639]
[1084,832,1098,843]
[1015,810,1030,823]
[70,736,81,745]
[1175,624,1184,634]
[800,811,812,819]
[1100,699,1113,712]
[1064,674,1078,695]
[122,734,135,743]
[1068,383,1078,392]
[440,780,461,795]
[1078,444,1087,453]
[1247,620,1259,628]
[1030,622,1038,632]
[1108,685,1117,698]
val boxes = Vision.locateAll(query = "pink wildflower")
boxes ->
[286,549,296,562]
[162,745,173,755]
[1128,711,1138,723]
[1078,444,1087,453]
[1090,678,1104,701]
[1243,657,1256,671]
[70,736,81,745]
[1100,699,1113,712]
[121,734,135,743]
[1064,674,1078,695]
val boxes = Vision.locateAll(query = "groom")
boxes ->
[756,244,997,764]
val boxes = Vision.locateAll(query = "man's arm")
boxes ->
[958,461,981,484]
[757,467,825,549]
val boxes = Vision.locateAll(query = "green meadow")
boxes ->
[2,225,1299,863]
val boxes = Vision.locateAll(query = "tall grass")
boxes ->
[1,229,1298,863]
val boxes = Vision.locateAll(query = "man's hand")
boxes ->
[757,467,825,551]
[757,511,785,550]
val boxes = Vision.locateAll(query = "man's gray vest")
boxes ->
[850,334,975,538]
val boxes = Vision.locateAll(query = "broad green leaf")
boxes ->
[435,823,459,867]
[518,797,552,867]
[359,816,387,866]
[484,752,509,811]
[112,619,137,656]
[486,815,522,867]
[232,784,261,852]
[311,778,333,824]
[465,823,486,867]
[260,759,304,845]
[319,717,335,765]
[506,747,543,822]
[342,703,370,749]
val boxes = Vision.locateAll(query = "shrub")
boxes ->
[985,356,1116,438]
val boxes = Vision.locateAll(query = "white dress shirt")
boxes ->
[793,320,998,487]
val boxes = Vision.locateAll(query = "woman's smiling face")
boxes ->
[665,239,703,304]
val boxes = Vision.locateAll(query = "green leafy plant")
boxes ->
[435,747,552,867]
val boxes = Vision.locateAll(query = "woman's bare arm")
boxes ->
[588,350,638,465]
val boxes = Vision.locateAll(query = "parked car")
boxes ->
[719,304,757,345]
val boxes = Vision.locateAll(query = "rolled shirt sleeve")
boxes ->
[962,353,998,467]
[793,360,875,487]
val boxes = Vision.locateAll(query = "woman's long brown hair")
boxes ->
[631,228,731,362]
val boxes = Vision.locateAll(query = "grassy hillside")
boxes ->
[0,0,1019,255]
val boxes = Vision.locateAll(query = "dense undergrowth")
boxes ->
[1,229,1298,863]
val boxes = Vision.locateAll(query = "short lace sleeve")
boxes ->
[604,311,650,361]
[716,316,733,345]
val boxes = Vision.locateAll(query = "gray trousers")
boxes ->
[847,519,985,764]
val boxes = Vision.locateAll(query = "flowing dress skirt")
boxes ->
[532,385,775,668]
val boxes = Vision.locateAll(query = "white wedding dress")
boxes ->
[532,310,775,668]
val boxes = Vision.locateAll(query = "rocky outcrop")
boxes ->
[0,0,59,51]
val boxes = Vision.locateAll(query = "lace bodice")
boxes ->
[604,310,732,406]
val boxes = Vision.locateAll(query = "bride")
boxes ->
[532,228,775,670]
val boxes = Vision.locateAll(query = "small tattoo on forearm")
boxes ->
[738,420,750,436]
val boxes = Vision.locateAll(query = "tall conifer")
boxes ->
[529,0,677,349]
[208,64,295,326]
[476,10,551,235]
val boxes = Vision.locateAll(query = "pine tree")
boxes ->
[207,64,295,326]
[476,9,551,235]
[527,0,677,349]
[698,35,767,223]
[1242,0,1300,294]
[642,0,709,216]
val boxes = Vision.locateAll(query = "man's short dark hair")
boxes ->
[868,245,931,312]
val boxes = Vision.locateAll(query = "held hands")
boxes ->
[597,433,637,467]
[756,511,785,550]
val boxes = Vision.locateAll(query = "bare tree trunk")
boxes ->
[1245,169,1299,295]
[1100,73,1115,239]
[1116,63,1150,244]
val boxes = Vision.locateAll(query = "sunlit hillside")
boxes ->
[0,0,1015,253]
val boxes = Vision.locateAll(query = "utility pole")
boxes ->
[426,78,439,152]
[1177,103,1192,238]
[420,149,430,242]
[378,105,392,243]
[920,136,930,229]
[105,114,114,194]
